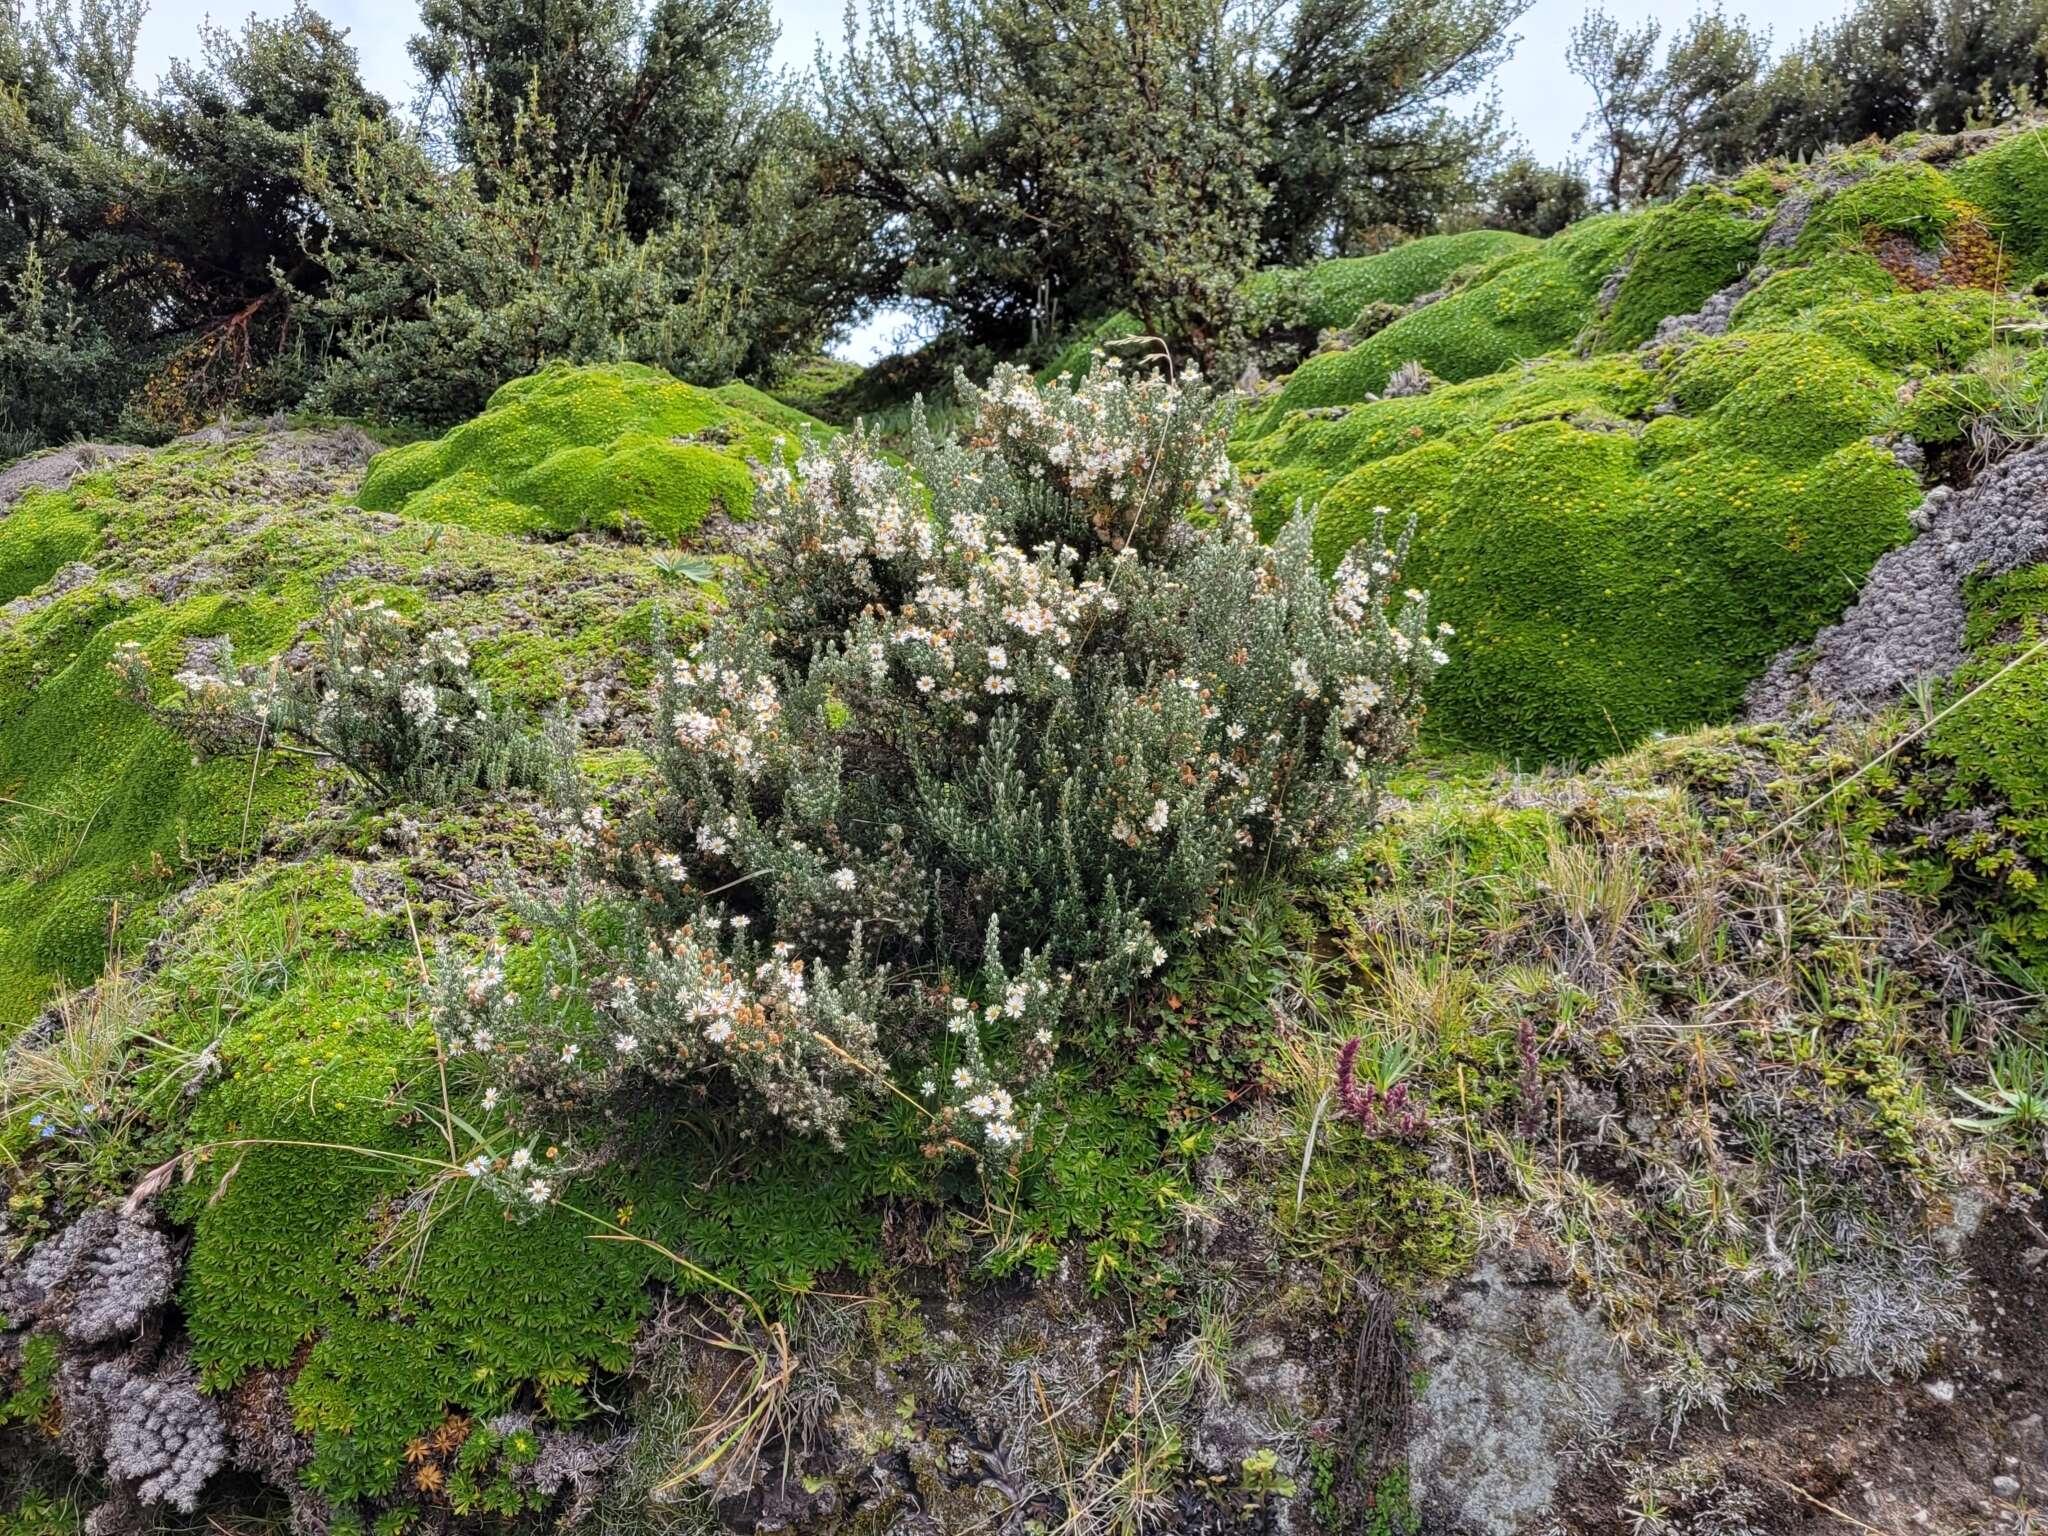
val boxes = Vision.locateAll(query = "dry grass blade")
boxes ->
[658,1320,798,1498]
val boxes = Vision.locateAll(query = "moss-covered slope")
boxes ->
[1247,212,1651,429]
[0,425,671,1019]
[1236,125,2048,759]
[358,361,826,540]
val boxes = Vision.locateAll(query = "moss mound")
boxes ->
[1235,130,2048,759]
[357,362,825,541]
[1598,184,1770,347]
[0,427,670,1019]
[1952,126,2048,283]
[1248,213,1646,431]
[1246,228,1540,331]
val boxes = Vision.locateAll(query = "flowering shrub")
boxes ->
[114,598,561,805]
[1336,1036,1430,1141]
[447,360,1446,1153]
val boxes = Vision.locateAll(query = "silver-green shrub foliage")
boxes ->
[116,599,560,806]
[455,361,1446,1151]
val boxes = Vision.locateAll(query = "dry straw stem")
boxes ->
[1743,635,2048,851]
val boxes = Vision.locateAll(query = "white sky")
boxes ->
[132,0,1863,360]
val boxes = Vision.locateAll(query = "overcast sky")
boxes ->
[132,0,1863,359]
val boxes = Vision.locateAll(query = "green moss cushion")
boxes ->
[1244,229,1541,331]
[1952,127,2048,283]
[1599,186,1769,348]
[358,361,826,540]
[1236,320,1943,758]
[1248,214,1648,433]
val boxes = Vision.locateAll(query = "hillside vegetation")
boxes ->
[1,121,2046,1536]
[1230,125,2048,759]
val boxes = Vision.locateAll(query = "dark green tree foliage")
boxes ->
[1751,0,2048,159]
[1485,154,1595,234]
[819,0,1524,360]
[132,6,386,426]
[1568,5,1769,206]
[0,0,152,445]
[2,0,862,447]
[2,2,387,439]
[1259,0,1524,262]
[410,0,774,233]
[296,97,730,424]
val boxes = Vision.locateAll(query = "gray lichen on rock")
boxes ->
[1406,1255,1638,1536]
[1750,442,2048,716]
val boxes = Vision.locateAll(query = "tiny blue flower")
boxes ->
[29,1114,44,1127]
[39,1126,55,1139]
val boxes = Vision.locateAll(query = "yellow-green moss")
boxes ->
[1235,320,1925,758]
[1597,186,1770,349]
[1952,127,2048,283]
[0,428,676,1021]
[1731,250,1901,329]
[1794,159,1971,257]
[1245,229,1540,331]
[1231,131,2048,761]
[1248,214,1647,434]
[0,491,98,605]
[357,362,827,541]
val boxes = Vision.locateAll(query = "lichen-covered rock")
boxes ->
[0,443,141,509]
[1406,1253,1638,1536]
[1751,442,2048,715]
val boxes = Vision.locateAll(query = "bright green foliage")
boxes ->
[1232,134,2048,759]
[0,425,672,1022]
[1248,214,1646,431]
[1793,157,1980,258]
[0,467,319,1017]
[1035,238,1538,385]
[356,363,821,540]
[156,863,645,1505]
[1238,317,1934,756]
[0,491,96,605]
[1597,186,1769,347]
[1245,230,1539,332]
[1952,127,2048,283]
[1729,250,1898,328]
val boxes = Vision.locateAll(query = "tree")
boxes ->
[1,0,160,444]
[127,5,389,428]
[1260,0,1524,262]
[1485,155,1594,235]
[409,0,777,234]
[404,0,868,383]
[1568,5,1768,206]
[1751,0,2048,160]
[818,0,1526,359]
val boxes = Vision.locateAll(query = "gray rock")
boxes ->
[1750,442,2048,717]
[1407,1257,1634,1535]
[0,442,141,508]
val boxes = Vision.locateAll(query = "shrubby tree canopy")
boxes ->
[1567,0,2048,208]
[1567,4,1767,206]
[409,0,775,234]
[1484,154,1594,234]
[818,0,1526,361]
[1,0,862,443]
[1750,0,2048,159]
